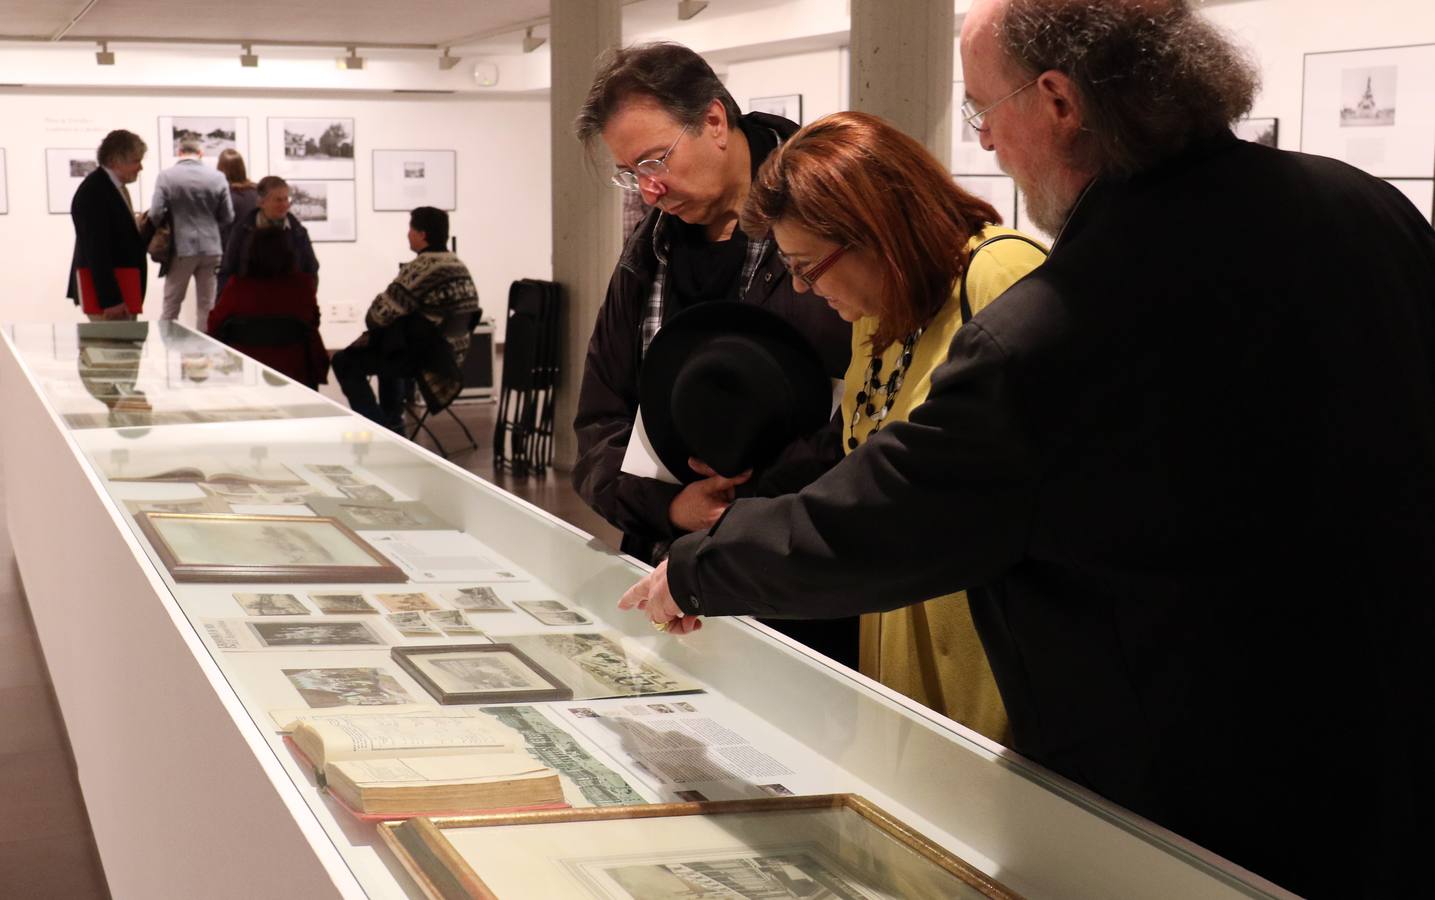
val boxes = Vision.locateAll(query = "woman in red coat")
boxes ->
[208,225,329,388]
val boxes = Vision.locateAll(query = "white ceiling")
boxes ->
[0,0,551,47]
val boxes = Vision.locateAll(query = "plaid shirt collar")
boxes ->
[639,212,770,356]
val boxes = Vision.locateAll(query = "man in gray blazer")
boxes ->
[148,138,234,330]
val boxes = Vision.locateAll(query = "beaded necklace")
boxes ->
[847,327,923,450]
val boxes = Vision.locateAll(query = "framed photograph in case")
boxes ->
[391,643,573,705]
[379,794,1021,900]
[135,512,407,583]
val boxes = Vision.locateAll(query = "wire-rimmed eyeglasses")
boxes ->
[611,126,688,192]
[960,78,1038,132]
[778,244,848,289]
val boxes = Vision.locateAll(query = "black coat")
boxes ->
[66,168,147,309]
[667,133,1435,898]
[217,208,319,297]
[572,113,850,564]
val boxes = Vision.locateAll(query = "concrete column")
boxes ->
[550,0,622,469]
[848,0,955,166]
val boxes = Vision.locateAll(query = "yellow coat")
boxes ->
[846,227,1047,742]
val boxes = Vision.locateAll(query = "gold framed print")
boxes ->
[392,643,574,705]
[135,512,407,583]
[379,794,1021,900]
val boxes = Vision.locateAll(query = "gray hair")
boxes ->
[573,42,740,152]
[997,0,1259,177]
[177,138,203,156]
[96,129,147,167]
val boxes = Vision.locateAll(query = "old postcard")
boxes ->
[515,600,593,627]
[376,591,439,613]
[234,592,309,616]
[446,586,509,612]
[284,667,415,708]
[310,592,378,615]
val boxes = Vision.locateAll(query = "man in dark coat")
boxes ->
[217,175,319,299]
[573,42,857,667]
[67,130,148,320]
[622,2,1435,896]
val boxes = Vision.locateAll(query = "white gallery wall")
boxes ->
[0,88,550,347]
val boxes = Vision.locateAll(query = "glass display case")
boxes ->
[0,321,1291,899]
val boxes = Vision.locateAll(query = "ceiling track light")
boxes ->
[438,48,461,70]
[338,46,365,70]
[239,43,258,67]
[521,27,546,54]
[95,40,115,65]
[677,0,709,20]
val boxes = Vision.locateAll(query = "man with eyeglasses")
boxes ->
[573,41,856,667]
[621,1,1435,894]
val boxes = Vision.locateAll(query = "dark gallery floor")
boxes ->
[0,389,618,898]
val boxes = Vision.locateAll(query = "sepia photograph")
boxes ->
[376,591,439,612]
[284,666,413,708]
[136,512,406,583]
[1340,65,1398,127]
[248,619,384,648]
[387,611,440,637]
[310,592,378,615]
[234,592,308,616]
[392,643,572,705]
[516,599,593,627]
[447,585,509,612]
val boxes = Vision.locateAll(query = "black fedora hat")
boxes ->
[640,302,832,482]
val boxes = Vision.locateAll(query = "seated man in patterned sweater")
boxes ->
[332,207,480,431]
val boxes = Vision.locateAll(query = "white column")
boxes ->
[848,0,956,165]
[551,0,622,468]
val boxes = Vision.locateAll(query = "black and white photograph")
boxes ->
[1301,43,1435,178]
[427,609,482,636]
[339,484,393,502]
[1341,66,1398,127]
[267,116,356,179]
[284,666,414,708]
[309,592,378,615]
[1234,117,1280,148]
[392,644,572,705]
[372,149,457,211]
[46,148,143,214]
[248,619,384,648]
[157,116,249,169]
[387,611,440,637]
[234,592,308,616]
[290,179,357,242]
[515,599,593,627]
[749,94,803,125]
[447,585,509,612]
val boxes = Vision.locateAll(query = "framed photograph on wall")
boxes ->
[268,117,356,179]
[372,149,457,211]
[952,81,1003,176]
[1301,44,1435,178]
[953,174,1017,229]
[749,94,803,125]
[289,180,357,242]
[45,148,144,215]
[0,148,8,214]
[1387,178,1434,224]
[391,644,573,705]
[134,512,406,583]
[379,795,1021,900]
[1233,117,1280,148]
[157,116,249,171]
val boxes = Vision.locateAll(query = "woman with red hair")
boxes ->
[740,111,1047,741]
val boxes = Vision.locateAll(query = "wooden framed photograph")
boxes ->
[392,644,573,706]
[135,512,407,583]
[306,496,451,531]
[379,794,1021,900]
